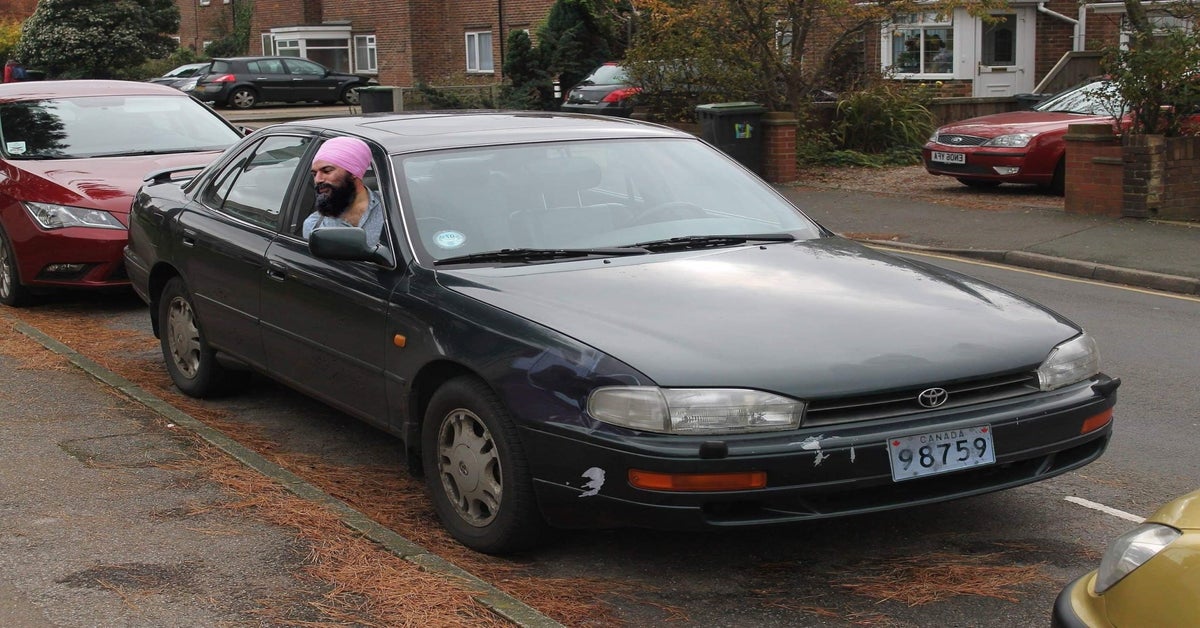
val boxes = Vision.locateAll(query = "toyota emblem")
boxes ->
[917,387,949,408]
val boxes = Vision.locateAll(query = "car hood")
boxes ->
[937,111,1111,138]
[8,152,221,216]
[437,239,1079,398]
[1148,489,1200,530]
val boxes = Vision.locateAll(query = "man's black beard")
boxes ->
[314,175,356,218]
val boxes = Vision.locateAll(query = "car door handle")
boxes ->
[182,228,196,247]
[266,261,288,281]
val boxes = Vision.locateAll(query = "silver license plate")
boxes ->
[931,151,966,164]
[887,425,995,481]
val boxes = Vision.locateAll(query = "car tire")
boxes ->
[0,222,33,307]
[1049,159,1066,196]
[227,87,257,109]
[956,178,1002,189]
[158,277,237,397]
[340,86,361,106]
[421,375,544,554]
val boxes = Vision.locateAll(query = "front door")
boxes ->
[973,9,1035,97]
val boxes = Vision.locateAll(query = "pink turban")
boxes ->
[313,136,371,179]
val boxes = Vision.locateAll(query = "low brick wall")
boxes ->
[1064,124,1123,216]
[1122,135,1200,220]
[1065,127,1200,220]
[762,112,799,184]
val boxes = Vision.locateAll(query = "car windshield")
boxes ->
[396,138,823,264]
[582,64,628,85]
[1034,81,1124,116]
[0,94,241,160]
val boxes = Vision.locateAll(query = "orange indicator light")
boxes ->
[1080,408,1113,434]
[628,469,767,492]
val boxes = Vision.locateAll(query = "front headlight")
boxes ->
[587,387,805,434]
[1094,523,1181,593]
[1037,332,1100,391]
[23,202,125,230]
[982,133,1035,148]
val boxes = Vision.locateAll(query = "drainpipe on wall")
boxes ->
[1037,2,1081,52]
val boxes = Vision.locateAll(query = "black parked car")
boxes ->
[124,112,1118,554]
[189,56,376,109]
[560,62,641,117]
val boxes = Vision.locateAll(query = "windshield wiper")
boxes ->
[626,233,796,252]
[434,247,649,266]
[81,148,209,158]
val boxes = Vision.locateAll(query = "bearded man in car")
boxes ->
[304,136,384,248]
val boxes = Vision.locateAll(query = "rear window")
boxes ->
[583,64,628,85]
[209,60,232,74]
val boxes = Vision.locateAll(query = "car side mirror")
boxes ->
[309,227,395,266]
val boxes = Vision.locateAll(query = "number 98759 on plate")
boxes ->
[887,425,995,482]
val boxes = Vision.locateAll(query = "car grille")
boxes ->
[935,134,988,146]
[803,370,1041,426]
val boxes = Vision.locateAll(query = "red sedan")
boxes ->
[922,80,1119,194]
[0,80,243,306]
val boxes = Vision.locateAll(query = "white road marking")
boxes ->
[1064,496,1145,523]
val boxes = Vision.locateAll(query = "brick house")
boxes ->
[864,0,1137,98]
[173,1,1164,98]
[177,0,556,87]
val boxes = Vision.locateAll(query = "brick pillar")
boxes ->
[1123,134,1165,218]
[1063,123,1123,216]
[761,112,798,184]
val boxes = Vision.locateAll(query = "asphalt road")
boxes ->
[4,249,1195,626]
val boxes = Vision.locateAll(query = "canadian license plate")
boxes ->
[887,426,995,482]
[931,151,966,164]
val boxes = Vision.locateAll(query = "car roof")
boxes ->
[0,79,187,102]
[213,56,316,63]
[262,111,694,154]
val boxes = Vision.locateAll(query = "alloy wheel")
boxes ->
[165,295,202,379]
[435,408,503,527]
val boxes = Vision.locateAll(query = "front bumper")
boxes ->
[523,377,1116,530]
[1052,572,1104,628]
[922,145,1049,185]
[7,216,129,290]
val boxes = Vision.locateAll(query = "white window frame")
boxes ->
[883,12,955,79]
[466,30,494,73]
[355,35,378,74]
[261,33,274,56]
[199,0,211,6]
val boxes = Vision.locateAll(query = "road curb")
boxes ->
[8,317,563,628]
[854,239,1200,296]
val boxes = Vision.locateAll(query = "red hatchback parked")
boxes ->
[0,80,243,306]
[922,80,1121,194]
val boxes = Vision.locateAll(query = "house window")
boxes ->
[355,35,378,73]
[199,0,210,5]
[276,39,301,57]
[261,33,274,56]
[466,31,494,73]
[1119,13,1193,48]
[886,12,953,75]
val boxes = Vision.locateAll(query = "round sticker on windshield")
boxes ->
[433,230,466,249]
